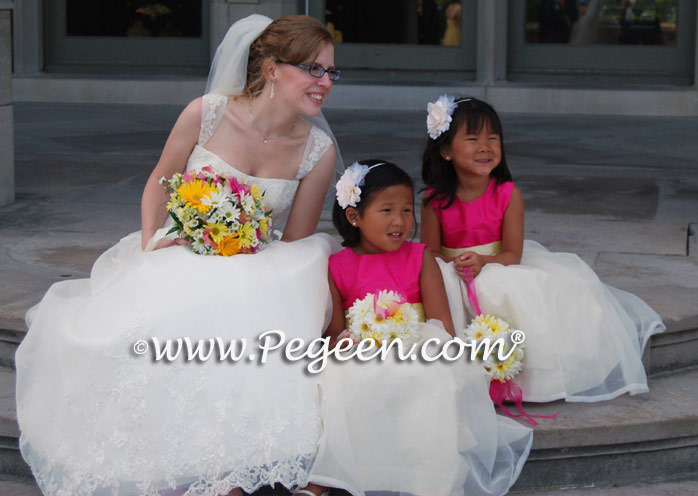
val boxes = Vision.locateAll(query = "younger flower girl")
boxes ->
[308,160,532,496]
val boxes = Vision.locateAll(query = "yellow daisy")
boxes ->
[258,217,269,237]
[177,179,216,213]
[238,221,256,248]
[217,235,242,256]
[206,222,229,244]
[250,183,263,202]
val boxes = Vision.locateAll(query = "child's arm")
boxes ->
[455,186,524,277]
[323,273,346,343]
[420,249,456,336]
[420,199,455,262]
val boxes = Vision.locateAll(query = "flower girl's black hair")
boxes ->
[422,97,513,209]
[333,160,414,248]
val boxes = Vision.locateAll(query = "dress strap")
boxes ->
[295,126,332,181]
[198,93,228,146]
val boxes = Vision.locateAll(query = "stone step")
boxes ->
[511,479,698,495]
[0,328,22,370]
[511,367,698,491]
[649,315,698,377]
[3,366,698,493]
[0,475,42,496]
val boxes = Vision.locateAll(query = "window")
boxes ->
[509,0,695,83]
[310,0,477,74]
[46,0,209,74]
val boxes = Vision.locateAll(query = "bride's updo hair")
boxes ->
[245,15,335,99]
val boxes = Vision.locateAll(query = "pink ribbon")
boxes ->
[462,267,558,426]
[489,380,559,427]
[463,267,482,316]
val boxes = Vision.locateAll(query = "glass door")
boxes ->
[309,0,477,76]
[46,0,210,74]
[508,0,696,83]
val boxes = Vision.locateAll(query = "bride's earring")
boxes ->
[270,81,275,100]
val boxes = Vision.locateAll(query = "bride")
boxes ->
[15,14,346,496]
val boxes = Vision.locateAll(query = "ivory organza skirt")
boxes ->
[310,322,533,496]
[438,240,665,403]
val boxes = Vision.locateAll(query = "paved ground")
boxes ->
[1,102,697,495]
[2,103,697,333]
[2,476,696,496]
[513,480,698,495]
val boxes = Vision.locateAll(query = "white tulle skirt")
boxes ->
[309,322,533,496]
[16,231,338,496]
[439,240,666,403]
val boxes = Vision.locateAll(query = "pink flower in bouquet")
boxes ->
[228,176,249,198]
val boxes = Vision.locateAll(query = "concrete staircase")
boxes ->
[2,103,698,494]
[1,316,698,494]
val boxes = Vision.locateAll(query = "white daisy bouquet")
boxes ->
[462,269,556,425]
[345,290,420,346]
[463,314,525,382]
[159,166,272,256]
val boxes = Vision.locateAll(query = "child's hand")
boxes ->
[454,251,485,278]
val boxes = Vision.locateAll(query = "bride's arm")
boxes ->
[281,144,336,242]
[140,98,202,250]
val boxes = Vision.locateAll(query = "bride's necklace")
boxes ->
[247,103,297,144]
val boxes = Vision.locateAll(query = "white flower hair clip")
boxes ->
[426,94,457,140]
[426,95,474,140]
[336,162,370,209]
[335,162,386,209]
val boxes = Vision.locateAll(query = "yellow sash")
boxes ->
[441,240,501,258]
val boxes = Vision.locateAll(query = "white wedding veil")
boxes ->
[205,14,343,174]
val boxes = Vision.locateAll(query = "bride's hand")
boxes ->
[153,238,191,250]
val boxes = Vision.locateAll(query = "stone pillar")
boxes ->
[694,2,698,87]
[10,0,41,75]
[0,2,14,206]
[476,0,507,84]
[210,0,301,63]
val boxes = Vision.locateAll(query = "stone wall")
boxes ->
[0,7,14,206]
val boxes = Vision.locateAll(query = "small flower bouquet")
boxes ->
[463,272,556,425]
[345,290,420,346]
[462,313,557,425]
[463,314,525,382]
[159,166,272,256]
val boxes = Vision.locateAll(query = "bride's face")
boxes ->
[275,43,335,117]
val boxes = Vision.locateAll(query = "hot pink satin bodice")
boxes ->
[329,242,426,310]
[430,179,514,249]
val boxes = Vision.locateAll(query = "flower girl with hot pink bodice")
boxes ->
[421,95,665,403]
[306,160,532,496]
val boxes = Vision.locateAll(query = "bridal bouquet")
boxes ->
[160,166,272,256]
[344,290,420,346]
[463,314,525,382]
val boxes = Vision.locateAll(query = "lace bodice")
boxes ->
[189,93,333,231]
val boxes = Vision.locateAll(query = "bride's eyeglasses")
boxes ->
[283,62,342,81]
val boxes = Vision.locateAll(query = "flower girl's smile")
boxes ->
[352,184,414,254]
[442,125,502,178]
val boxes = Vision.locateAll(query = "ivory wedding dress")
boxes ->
[16,93,339,496]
